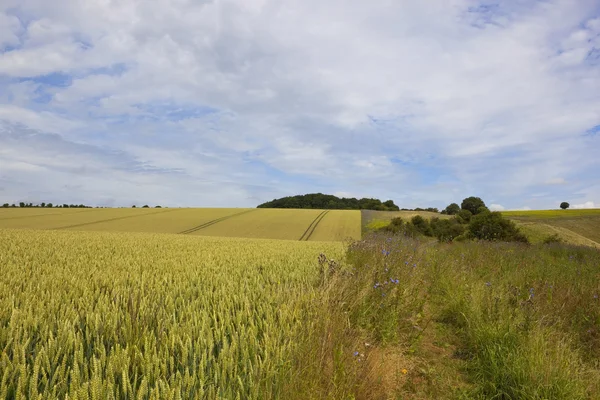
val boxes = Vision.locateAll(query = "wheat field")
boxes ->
[0,229,344,399]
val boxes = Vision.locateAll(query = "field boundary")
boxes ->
[179,209,256,234]
[299,210,329,241]
[54,209,181,230]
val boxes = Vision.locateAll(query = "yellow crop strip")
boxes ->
[190,208,324,240]
[307,210,361,241]
[0,208,158,230]
[0,229,344,399]
[63,208,245,234]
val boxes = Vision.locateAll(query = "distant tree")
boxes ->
[132,205,137,208]
[142,205,149,208]
[2,203,8,208]
[47,203,53,208]
[19,202,25,208]
[155,205,162,208]
[41,202,46,208]
[461,197,486,215]
[11,204,16,208]
[444,203,461,215]
[63,204,69,208]
[560,202,570,210]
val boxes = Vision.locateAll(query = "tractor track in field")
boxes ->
[0,209,91,221]
[54,208,181,230]
[179,209,257,235]
[299,210,330,241]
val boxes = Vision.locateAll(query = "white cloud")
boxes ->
[489,204,505,211]
[571,201,596,209]
[544,178,567,185]
[0,0,599,207]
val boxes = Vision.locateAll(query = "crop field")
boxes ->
[63,208,243,234]
[305,210,361,242]
[0,229,344,399]
[502,209,600,246]
[0,208,361,242]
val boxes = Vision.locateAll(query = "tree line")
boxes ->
[1,202,92,208]
[257,193,401,211]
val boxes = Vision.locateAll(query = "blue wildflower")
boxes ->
[485,282,491,287]
[354,351,359,357]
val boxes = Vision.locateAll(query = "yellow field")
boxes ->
[306,210,361,241]
[190,208,324,240]
[0,208,165,230]
[63,208,243,234]
[0,229,344,398]
[502,209,600,246]
[502,209,600,218]
[0,208,361,242]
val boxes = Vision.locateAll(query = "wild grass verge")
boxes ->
[288,234,600,399]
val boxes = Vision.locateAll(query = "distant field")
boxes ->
[502,209,600,246]
[502,209,600,218]
[361,209,449,232]
[0,208,361,242]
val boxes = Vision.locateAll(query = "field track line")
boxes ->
[299,210,330,241]
[179,209,257,235]
[0,209,91,221]
[54,208,181,230]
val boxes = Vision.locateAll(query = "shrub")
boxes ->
[468,212,529,243]
[430,218,466,242]
[456,209,473,223]
[560,202,570,210]
[543,233,563,244]
[410,215,432,236]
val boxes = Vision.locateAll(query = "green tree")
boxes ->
[461,196,486,215]
[41,202,46,208]
[444,203,461,215]
[2,203,8,208]
[19,202,25,208]
[560,202,570,210]
[142,205,149,208]
[47,203,53,208]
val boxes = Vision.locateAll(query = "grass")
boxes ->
[502,209,600,246]
[288,234,600,399]
[502,209,600,218]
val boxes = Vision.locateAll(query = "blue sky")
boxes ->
[0,0,599,209]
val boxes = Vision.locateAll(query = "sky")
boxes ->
[0,0,599,209]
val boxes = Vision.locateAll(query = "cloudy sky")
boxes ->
[0,0,599,209]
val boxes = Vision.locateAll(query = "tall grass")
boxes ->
[290,234,600,399]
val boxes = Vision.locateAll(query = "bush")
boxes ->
[468,212,529,243]
[430,218,466,242]
[382,217,404,234]
[543,234,563,244]
[456,209,473,223]
[410,215,432,236]
[560,202,570,210]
